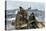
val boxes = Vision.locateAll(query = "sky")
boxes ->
[6,1,45,11]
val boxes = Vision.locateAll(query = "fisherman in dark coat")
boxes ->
[29,12,36,21]
[15,6,28,29]
[29,12,38,28]
[19,6,28,22]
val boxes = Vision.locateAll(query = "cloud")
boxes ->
[6,1,44,10]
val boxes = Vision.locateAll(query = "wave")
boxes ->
[35,17,44,23]
[6,18,16,21]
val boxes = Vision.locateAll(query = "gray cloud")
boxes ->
[6,1,44,10]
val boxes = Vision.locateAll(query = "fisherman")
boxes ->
[29,12,35,21]
[19,6,28,22]
[29,12,38,28]
[15,6,28,29]
[31,12,35,20]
